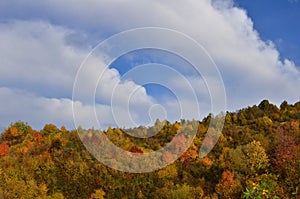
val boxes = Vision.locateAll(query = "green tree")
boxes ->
[226,141,269,176]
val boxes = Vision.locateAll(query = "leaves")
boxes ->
[0,142,9,157]
[224,141,269,176]
[216,170,242,198]
[0,100,299,198]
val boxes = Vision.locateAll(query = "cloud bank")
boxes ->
[0,0,299,129]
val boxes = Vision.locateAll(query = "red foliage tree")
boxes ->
[180,143,198,162]
[161,151,173,163]
[221,170,235,187]
[216,170,242,198]
[272,130,298,173]
[33,132,43,144]
[130,146,143,154]
[0,142,10,157]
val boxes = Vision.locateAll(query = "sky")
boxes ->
[0,0,299,130]
[235,0,300,66]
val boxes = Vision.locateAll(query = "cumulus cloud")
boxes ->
[0,20,85,98]
[0,0,299,129]
[0,87,121,129]
[0,20,158,129]
[0,87,74,128]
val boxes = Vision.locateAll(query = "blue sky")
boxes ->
[234,0,300,66]
[0,0,299,130]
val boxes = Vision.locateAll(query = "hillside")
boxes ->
[0,100,299,198]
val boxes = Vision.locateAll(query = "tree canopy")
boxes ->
[0,100,299,198]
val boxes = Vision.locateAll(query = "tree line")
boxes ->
[0,100,299,198]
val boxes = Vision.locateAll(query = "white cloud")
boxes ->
[0,20,158,129]
[0,87,74,129]
[0,86,155,130]
[0,20,85,98]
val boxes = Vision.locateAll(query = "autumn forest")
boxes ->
[0,100,299,198]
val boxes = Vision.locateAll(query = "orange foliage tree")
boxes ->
[0,142,10,157]
[215,170,242,198]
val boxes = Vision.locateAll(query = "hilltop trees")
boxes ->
[0,100,299,198]
[221,141,269,176]
[0,142,9,157]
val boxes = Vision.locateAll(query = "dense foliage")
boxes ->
[0,100,299,198]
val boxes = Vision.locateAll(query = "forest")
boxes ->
[0,100,299,198]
